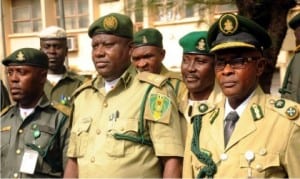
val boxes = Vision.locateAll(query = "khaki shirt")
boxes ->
[183,87,300,178]
[44,70,86,106]
[0,95,70,178]
[67,65,184,178]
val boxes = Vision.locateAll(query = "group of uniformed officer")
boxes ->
[1,10,300,178]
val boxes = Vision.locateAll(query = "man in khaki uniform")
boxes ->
[39,26,86,106]
[1,48,70,178]
[64,13,183,178]
[132,28,187,142]
[183,13,300,178]
[178,31,222,122]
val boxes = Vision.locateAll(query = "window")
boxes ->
[125,0,143,23]
[56,0,89,30]
[152,0,203,22]
[11,0,42,33]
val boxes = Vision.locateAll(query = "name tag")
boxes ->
[19,149,38,174]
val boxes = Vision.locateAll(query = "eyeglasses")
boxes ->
[215,57,260,71]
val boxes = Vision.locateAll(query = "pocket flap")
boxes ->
[240,153,280,171]
[75,117,92,135]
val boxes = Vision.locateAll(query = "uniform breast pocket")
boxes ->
[34,125,56,148]
[105,119,138,157]
[75,117,92,157]
[240,152,281,177]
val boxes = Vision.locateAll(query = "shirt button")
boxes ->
[220,153,228,161]
[91,156,95,163]
[18,129,23,134]
[103,102,108,108]
[255,164,263,172]
[259,148,267,156]
[16,149,21,154]
[96,129,101,135]
[13,173,18,178]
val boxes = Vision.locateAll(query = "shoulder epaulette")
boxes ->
[266,96,300,120]
[1,104,14,117]
[51,101,71,116]
[72,78,96,98]
[189,102,217,123]
[167,71,183,81]
[137,72,168,88]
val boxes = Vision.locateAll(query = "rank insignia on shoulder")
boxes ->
[149,93,171,121]
[274,99,285,108]
[285,106,299,120]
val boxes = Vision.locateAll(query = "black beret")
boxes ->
[2,48,49,69]
[133,28,163,48]
[88,13,133,39]
[207,13,271,52]
[289,13,300,30]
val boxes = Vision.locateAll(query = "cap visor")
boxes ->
[210,42,255,52]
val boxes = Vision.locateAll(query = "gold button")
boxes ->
[255,164,263,172]
[96,129,101,135]
[103,102,108,108]
[259,148,267,156]
[91,156,95,163]
[13,172,18,178]
[18,129,23,134]
[16,149,21,154]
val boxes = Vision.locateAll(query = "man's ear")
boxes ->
[256,57,266,76]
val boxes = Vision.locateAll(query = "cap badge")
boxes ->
[103,16,118,31]
[142,35,148,43]
[16,51,25,61]
[197,38,206,50]
[219,14,238,35]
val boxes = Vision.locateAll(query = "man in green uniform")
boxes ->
[132,27,187,142]
[1,79,10,110]
[183,13,300,178]
[1,48,70,178]
[39,26,86,106]
[279,13,300,103]
[64,13,183,178]
[178,31,222,122]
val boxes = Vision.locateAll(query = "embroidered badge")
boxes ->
[250,104,263,121]
[197,38,206,50]
[275,99,285,108]
[142,35,148,43]
[16,51,25,61]
[219,14,238,35]
[103,16,118,31]
[150,93,171,121]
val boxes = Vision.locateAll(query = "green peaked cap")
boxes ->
[179,31,211,54]
[133,28,163,48]
[2,48,49,69]
[88,13,133,39]
[207,13,271,53]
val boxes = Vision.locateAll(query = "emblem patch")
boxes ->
[197,38,206,50]
[219,13,238,35]
[275,99,285,108]
[16,51,25,61]
[103,16,118,31]
[149,93,171,121]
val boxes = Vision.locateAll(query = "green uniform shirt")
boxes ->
[44,70,86,106]
[183,87,300,178]
[67,65,184,178]
[0,95,70,178]
[281,52,300,103]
